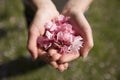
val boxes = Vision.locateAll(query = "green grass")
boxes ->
[0,0,120,80]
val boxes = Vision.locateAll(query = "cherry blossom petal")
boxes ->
[37,15,83,54]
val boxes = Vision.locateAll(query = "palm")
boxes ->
[27,3,69,71]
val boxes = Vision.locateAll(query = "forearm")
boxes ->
[66,0,93,13]
[31,0,54,9]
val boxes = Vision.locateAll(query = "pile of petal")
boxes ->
[37,15,83,54]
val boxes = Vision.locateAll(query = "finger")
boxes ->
[38,48,46,55]
[27,27,40,60]
[58,53,80,63]
[48,49,57,56]
[64,63,69,69]
[38,52,59,69]
[73,13,94,58]
[38,49,60,69]
[52,54,61,61]
[57,64,65,72]
[61,10,68,16]
[48,49,61,61]
[80,41,93,58]
[50,61,58,68]
[57,63,69,72]
[81,50,89,59]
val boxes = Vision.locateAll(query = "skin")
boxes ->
[27,0,93,72]
[27,0,68,72]
[59,0,94,63]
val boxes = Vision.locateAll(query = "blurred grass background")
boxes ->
[0,0,120,80]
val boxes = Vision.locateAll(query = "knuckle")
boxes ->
[27,45,31,51]
[75,53,80,58]
[69,9,78,16]
[27,45,33,53]
[88,42,94,49]
[64,63,69,68]
[50,62,58,68]
[59,57,65,63]
[57,65,64,72]
[48,49,57,56]
[68,8,83,17]
[52,54,61,61]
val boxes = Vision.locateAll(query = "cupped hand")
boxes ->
[59,0,94,63]
[27,0,68,72]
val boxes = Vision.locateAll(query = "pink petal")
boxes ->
[37,15,83,54]
[37,36,53,50]
[60,45,69,54]
[45,21,53,29]
[45,31,54,39]
[49,24,58,32]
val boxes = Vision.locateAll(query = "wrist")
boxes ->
[32,0,53,9]
[65,0,93,13]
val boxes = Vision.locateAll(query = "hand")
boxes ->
[58,0,94,63]
[27,0,68,72]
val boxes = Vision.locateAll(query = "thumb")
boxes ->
[58,53,80,63]
[27,27,40,60]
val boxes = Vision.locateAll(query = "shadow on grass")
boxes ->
[116,71,120,80]
[0,25,24,40]
[0,57,47,79]
[0,28,7,39]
